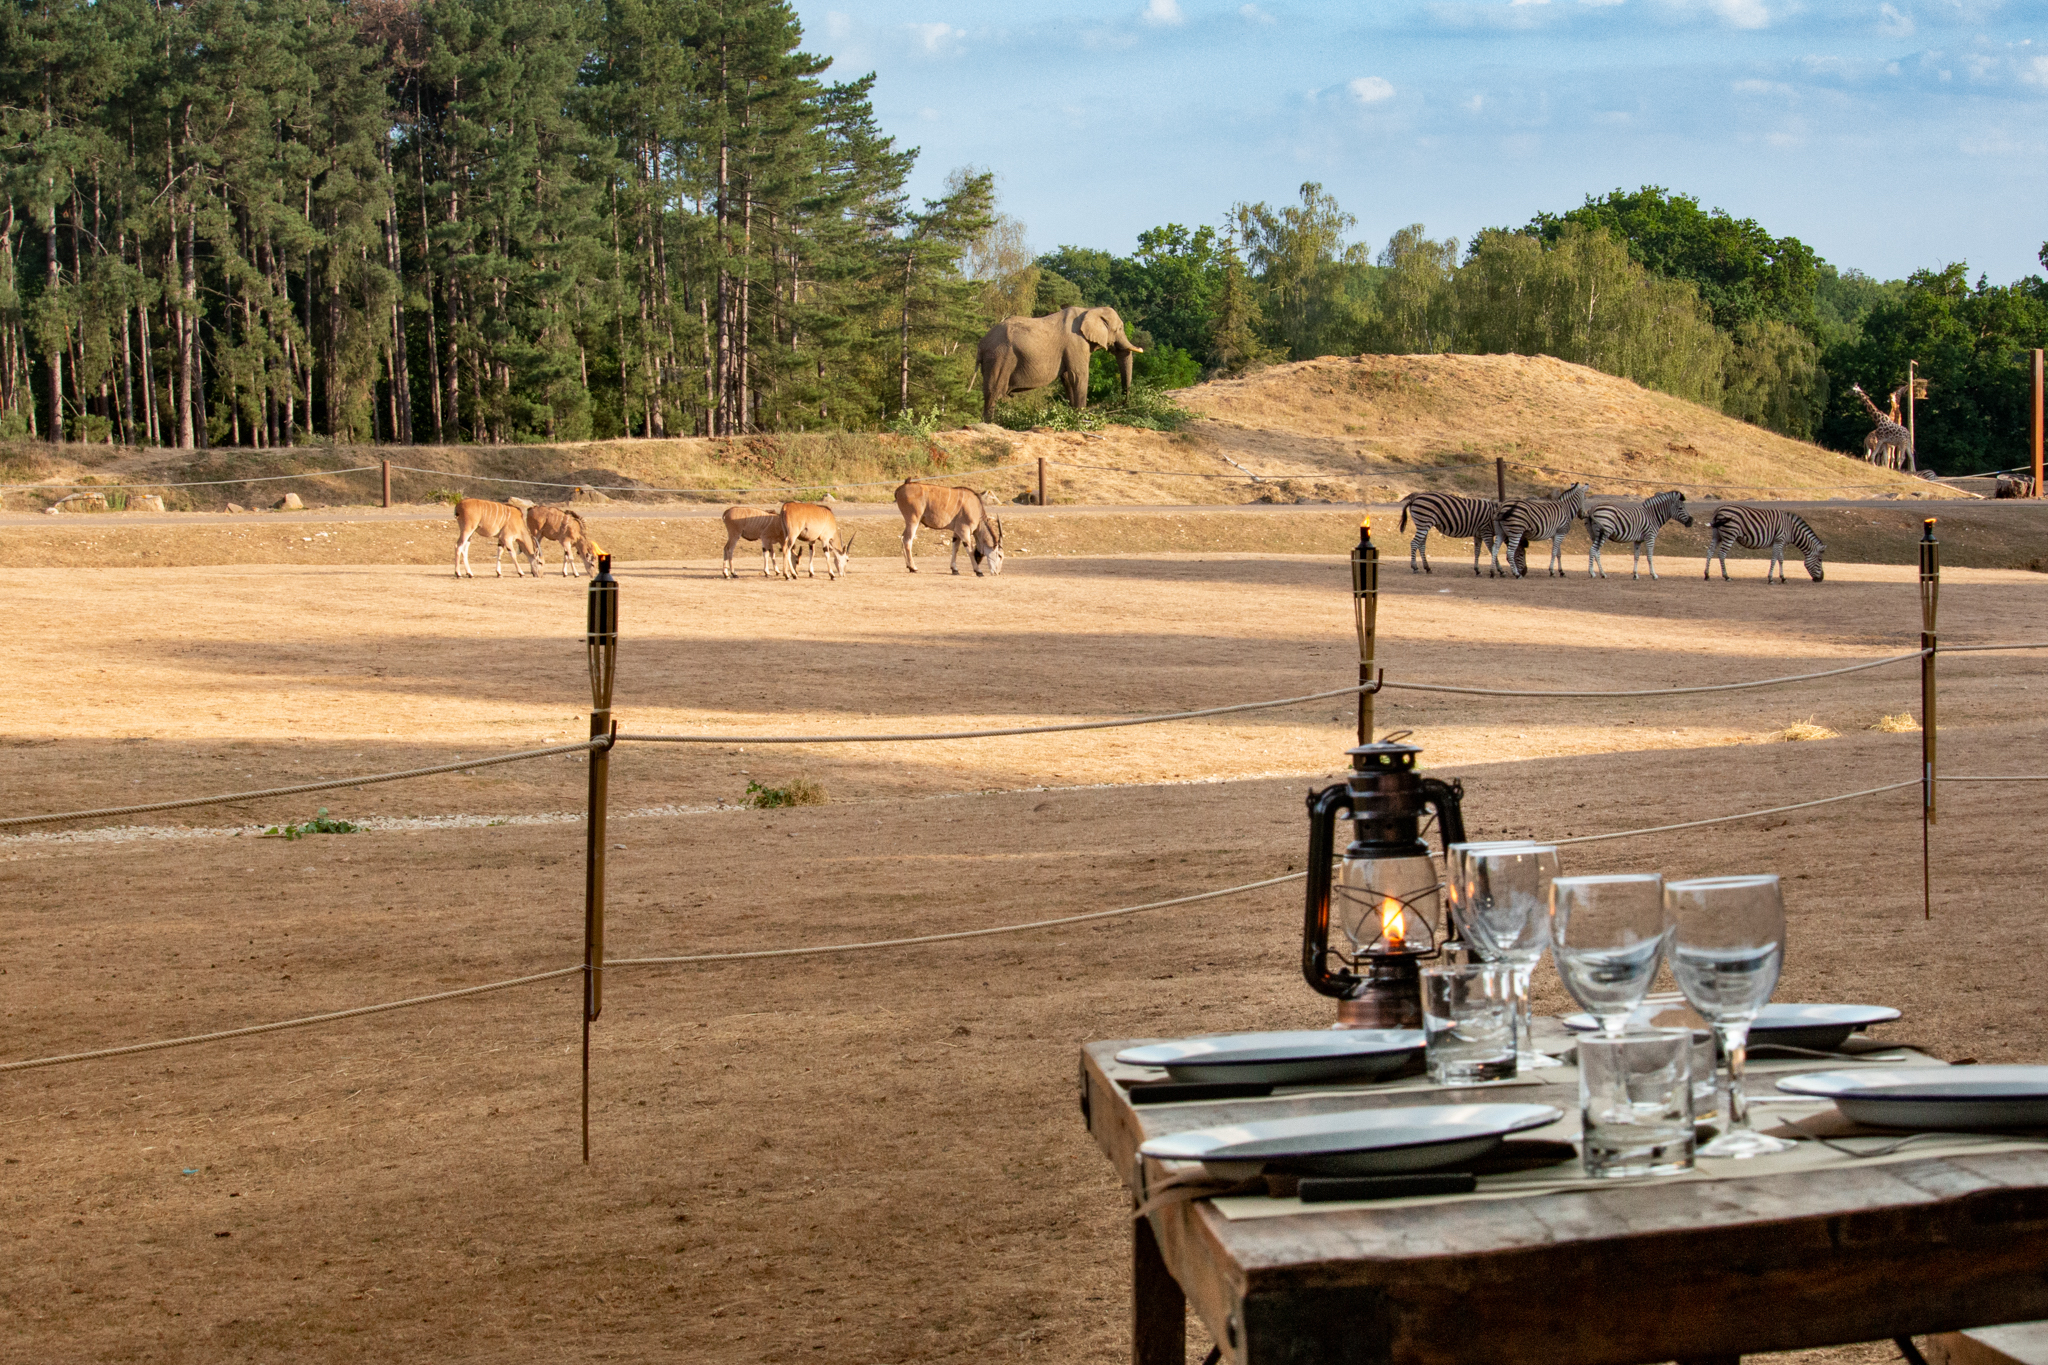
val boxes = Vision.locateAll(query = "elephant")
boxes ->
[972,305,1143,422]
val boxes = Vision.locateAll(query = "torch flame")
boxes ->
[1379,896,1406,949]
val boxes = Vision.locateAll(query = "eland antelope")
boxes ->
[721,505,793,579]
[894,479,1004,576]
[524,504,602,576]
[452,497,541,578]
[774,502,855,580]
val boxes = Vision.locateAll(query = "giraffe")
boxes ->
[1851,383,1914,472]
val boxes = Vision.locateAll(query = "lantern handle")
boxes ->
[1302,782,1360,998]
[1418,776,1467,851]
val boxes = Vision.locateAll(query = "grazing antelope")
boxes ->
[524,504,602,576]
[721,505,793,579]
[452,497,541,578]
[773,502,856,580]
[894,479,1004,576]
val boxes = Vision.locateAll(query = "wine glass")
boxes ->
[1449,842,1562,1069]
[1666,874,1794,1158]
[1550,874,1667,1037]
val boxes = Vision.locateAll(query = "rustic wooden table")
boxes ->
[1082,1038,2048,1365]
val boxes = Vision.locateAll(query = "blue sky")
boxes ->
[790,1,2048,284]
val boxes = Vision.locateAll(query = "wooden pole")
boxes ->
[381,459,391,509]
[1353,518,1377,747]
[1495,457,1506,503]
[2032,349,2042,498]
[1037,456,1046,508]
[1907,360,1918,473]
[582,556,618,1161]
[1919,520,1938,920]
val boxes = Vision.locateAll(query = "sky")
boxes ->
[790,1,2048,284]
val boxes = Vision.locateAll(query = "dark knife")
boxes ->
[1125,1079,1277,1105]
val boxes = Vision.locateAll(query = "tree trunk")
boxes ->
[44,193,63,442]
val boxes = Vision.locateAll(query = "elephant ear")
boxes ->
[1077,308,1112,349]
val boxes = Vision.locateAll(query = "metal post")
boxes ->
[1495,457,1506,504]
[2032,349,2043,498]
[1919,520,1938,920]
[381,459,391,509]
[1037,456,1047,508]
[1907,360,1919,473]
[582,555,619,1160]
[1352,518,1377,747]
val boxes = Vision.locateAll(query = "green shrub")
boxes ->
[744,778,827,809]
[264,808,360,840]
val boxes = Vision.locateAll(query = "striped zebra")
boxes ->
[1705,504,1826,583]
[1397,492,1503,576]
[1499,482,1589,579]
[1586,490,1693,581]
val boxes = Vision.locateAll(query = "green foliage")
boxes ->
[745,778,826,808]
[992,382,1191,433]
[1816,264,2048,474]
[1525,186,1821,332]
[1132,344,1202,389]
[887,404,952,439]
[1456,224,1729,406]
[1723,319,1826,441]
[1232,183,1376,360]
[1371,225,1458,354]
[264,808,360,840]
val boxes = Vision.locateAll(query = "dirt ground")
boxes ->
[5,542,2047,1365]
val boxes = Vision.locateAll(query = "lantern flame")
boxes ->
[1379,896,1406,949]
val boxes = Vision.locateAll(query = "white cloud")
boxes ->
[1464,92,1486,112]
[824,10,853,41]
[1879,3,1915,36]
[1709,0,1772,27]
[1510,0,1551,6]
[1239,3,1276,21]
[905,22,964,54]
[1143,0,1185,25]
[1579,0,1626,7]
[2023,55,2048,87]
[1348,75,1396,103]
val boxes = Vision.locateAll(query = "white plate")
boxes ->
[1562,1003,1900,1050]
[1776,1066,2048,1128]
[1139,1103,1564,1178]
[1116,1030,1426,1084]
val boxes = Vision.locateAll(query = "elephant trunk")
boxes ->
[1116,344,1137,396]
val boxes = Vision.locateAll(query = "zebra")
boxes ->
[1397,491,1503,576]
[1499,482,1589,579]
[1704,504,1825,583]
[1586,490,1693,581]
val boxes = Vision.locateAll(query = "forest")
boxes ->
[3,0,2043,473]
[0,0,996,449]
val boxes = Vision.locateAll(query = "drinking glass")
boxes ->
[1448,841,1562,1069]
[1421,961,1518,1084]
[1550,874,1667,1036]
[1665,874,1794,1158]
[1578,1029,1696,1178]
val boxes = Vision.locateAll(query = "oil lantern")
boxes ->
[1303,741,1468,1028]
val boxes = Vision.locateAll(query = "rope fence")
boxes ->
[17,764,2027,1075]
[382,459,1034,497]
[4,466,382,491]
[0,739,608,831]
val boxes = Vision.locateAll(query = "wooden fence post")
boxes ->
[2032,349,2042,498]
[381,459,391,509]
[1495,457,1506,503]
[1038,456,1047,508]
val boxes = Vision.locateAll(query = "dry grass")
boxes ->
[1,355,1963,516]
[1770,717,1843,742]
[1869,713,1921,733]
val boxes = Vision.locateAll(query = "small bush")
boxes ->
[425,488,462,505]
[744,778,827,809]
[264,808,361,839]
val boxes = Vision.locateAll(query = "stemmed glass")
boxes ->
[1665,874,1795,1158]
[1448,842,1563,1069]
[1550,874,1668,1037]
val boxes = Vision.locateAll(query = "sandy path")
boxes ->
[3,554,2046,1364]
